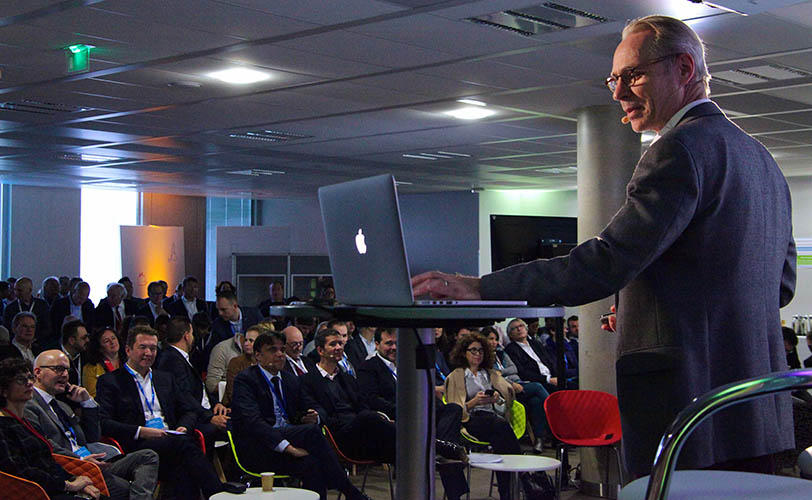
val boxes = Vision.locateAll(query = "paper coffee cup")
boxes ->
[261,472,275,492]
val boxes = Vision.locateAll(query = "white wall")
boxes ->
[9,185,80,286]
[783,176,812,324]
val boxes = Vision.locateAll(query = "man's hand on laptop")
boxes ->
[411,271,481,300]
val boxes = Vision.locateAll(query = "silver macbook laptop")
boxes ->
[318,174,526,307]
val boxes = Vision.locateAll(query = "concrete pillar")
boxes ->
[576,104,641,496]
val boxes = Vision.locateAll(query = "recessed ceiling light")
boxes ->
[444,107,496,120]
[457,99,487,106]
[207,68,270,84]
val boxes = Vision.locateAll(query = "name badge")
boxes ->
[75,446,92,458]
[145,417,165,429]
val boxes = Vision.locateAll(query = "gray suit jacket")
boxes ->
[24,389,115,458]
[481,102,795,473]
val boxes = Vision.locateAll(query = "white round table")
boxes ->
[618,470,812,500]
[469,454,561,499]
[211,486,319,500]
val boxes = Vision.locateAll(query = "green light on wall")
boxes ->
[65,44,94,73]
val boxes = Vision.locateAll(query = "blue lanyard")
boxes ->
[260,370,288,421]
[340,358,354,376]
[125,364,156,416]
[435,363,446,381]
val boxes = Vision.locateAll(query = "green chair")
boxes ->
[226,430,292,484]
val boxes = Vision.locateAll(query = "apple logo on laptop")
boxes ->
[355,228,367,255]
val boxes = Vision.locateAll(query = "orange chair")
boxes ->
[544,390,624,495]
[0,453,109,500]
[323,425,394,499]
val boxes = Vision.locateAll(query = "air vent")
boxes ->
[0,99,93,115]
[402,151,472,161]
[713,70,768,85]
[468,2,608,37]
[227,169,285,176]
[741,65,809,81]
[228,130,312,142]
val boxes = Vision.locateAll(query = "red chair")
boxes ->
[544,390,624,495]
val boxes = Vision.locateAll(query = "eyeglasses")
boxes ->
[12,374,35,385]
[40,365,70,375]
[466,347,484,354]
[605,54,678,93]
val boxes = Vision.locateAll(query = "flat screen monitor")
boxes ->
[490,215,577,272]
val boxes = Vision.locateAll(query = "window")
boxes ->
[205,197,251,301]
[80,188,138,304]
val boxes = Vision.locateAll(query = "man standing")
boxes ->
[282,326,315,377]
[25,350,159,500]
[3,277,51,348]
[231,332,371,500]
[413,15,795,477]
[96,325,244,498]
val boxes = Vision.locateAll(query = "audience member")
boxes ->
[190,311,213,374]
[345,323,375,369]
[504,318,559,393]
[300,328,396,463]
[40,276,61,306]
[167,276,207,320]
[231,332,371,500]
[12,311,40,363]
[215,281,236,295]
[484,326,549,452]
[135,281,168,327]
[805,333,812,368]
[52,282,95,336]
[0,281,11,312]
[3,277,52,348]
[61,320,90,386]
[156,316,229,451]
[205,327,245,397]
[163,282,183,310]
[0,357,101,500]
[783,326,801,369]
[25,350,159,500]
[544,325,578,385]
[118,276,140,302]
[257,281,285,317]
[222,325,261,406]
[82,327,124,397]
[210,290,263,349]
[95,283,134,335]
[446,333,521,500]
[434,327,452,399]
[566,315,579,359]
[326,320,357,377]
[58,276,71,297]
[96,325,245,499]
[283,325,315,377]
[357,327,469,500]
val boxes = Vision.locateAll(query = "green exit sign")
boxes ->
[66,44,93,73]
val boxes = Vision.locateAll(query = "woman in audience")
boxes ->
[445,333,521,500]
[483,326,550,452]
[82,326,124,397]
[221,325,262,406]
[0,357,100,499]
[215,281,236,295]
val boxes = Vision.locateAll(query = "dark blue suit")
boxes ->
[231,366,357,499]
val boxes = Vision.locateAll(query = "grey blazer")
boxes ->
[24,389,101,457]
[494,348,520,383]
[481,102,795,474]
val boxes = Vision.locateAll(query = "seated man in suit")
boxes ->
[10,311,40,364]
[300,328,395,463]
[3,277,52,348]
[155,316,229,451]
[344,323,375,370]
[96,325,244,499]
[282,326,315,377]
[51,281,95,338]
[94,282,136,336]
[357,328,469,500]
[135,281,169,328]
[167,276,207,321]
[210,290,264,348]
[504,318,559,393]
[25,349,159,500]
[61,319,90,387]
[231,332,371,500]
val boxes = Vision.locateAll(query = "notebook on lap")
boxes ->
[318,174,526,307]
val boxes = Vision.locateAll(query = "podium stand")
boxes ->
[270,304,565,500]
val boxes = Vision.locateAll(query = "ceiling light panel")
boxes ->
[207,67,271,84]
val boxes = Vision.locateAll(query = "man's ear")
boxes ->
[675,53,696,85]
